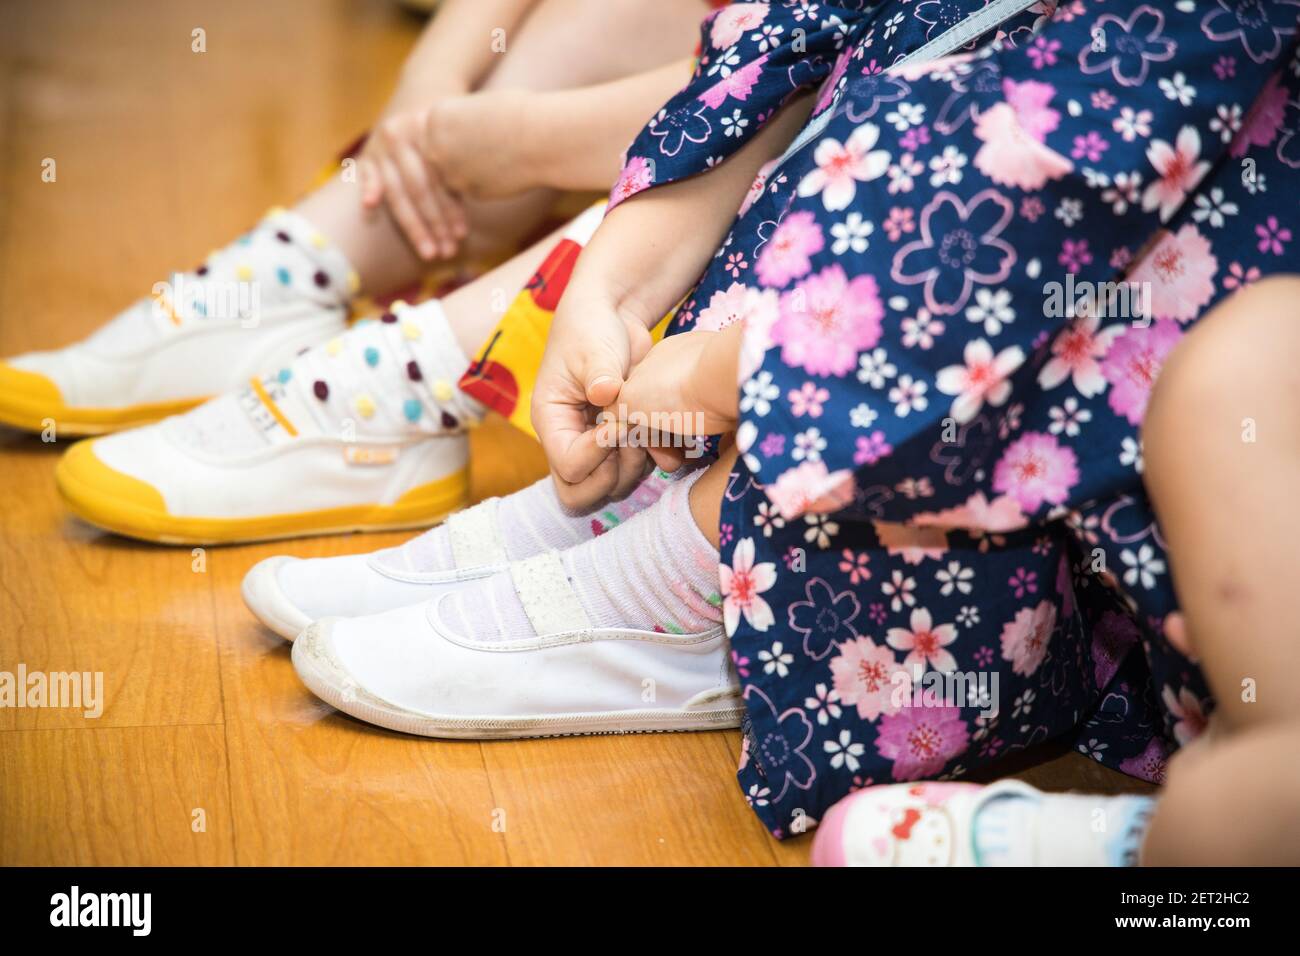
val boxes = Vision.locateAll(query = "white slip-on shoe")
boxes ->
[243,468,687,639]
[55,300,480,545]
[0,209,355,436]
[290,551,744,738]
[242,494,511,639]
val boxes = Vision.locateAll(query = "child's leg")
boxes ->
[1141,724,1300,865]
[298,0,705,295]
[436,220,558,357]
[689,444,738,549]
[1139,275,1300,865]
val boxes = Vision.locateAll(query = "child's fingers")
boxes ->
[393,144,450,259]
[584,348,630,408]
[358,158,383,208]
[585,370,623,409]
[424,164,468,247]
[551,456,618,512]
[603,390,688,473]
[434,168,469,239]
[378,157,436,260]
[534,390,603,486]
[556,426,615,487]
[609,444,650,501]
[648,446,686,473]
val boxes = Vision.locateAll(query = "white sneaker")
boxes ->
[55,300,479,545]
[242,495,509,639]
[0,209,355,436]
[290,551,743,738]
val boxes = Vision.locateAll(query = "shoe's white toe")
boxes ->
[291,614,431,734]
[291,618,360,709]
[242,549,488,640]
[241,556,315,640]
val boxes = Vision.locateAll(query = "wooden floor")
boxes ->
[0,0,1149,866]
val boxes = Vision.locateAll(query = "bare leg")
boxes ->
[438,221,563,358]
[298,0,704,295]
[1138,275,1300,865]
[689,444,738,550]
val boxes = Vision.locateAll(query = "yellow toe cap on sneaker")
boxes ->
[55,439,171,539]
[55,438,473,546]
[0,361,64,432]
[0,358,207,436]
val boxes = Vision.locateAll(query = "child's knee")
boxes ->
[1143,275,1300,477]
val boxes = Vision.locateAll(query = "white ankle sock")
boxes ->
[177,208,356,322]
[438,470,722,640]
[381,468,681,573]
[973,790,1155,866]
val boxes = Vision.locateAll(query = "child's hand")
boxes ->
[532,296,654,510]
[357,108,468,261]
[607,326,742,471]
[529,93,809,508]
[423,90,544,200]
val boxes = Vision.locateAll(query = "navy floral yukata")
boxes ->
[608,0,1300,837]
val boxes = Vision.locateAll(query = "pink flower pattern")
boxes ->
[599,0,1298,838]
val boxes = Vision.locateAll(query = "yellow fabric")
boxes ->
[458,203,673,440]
[0,362,203,436]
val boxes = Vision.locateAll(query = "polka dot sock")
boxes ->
[84,207,357,356]
[437,469,723,642]
[165,207,357,326]
[378,468,683,574]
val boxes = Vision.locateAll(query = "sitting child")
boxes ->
[0,0,706,541]
[266,0,1300,866]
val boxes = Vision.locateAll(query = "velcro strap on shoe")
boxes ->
[447,498,509,569]
[509,551,592,636]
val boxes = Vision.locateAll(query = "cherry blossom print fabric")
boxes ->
[613,0,1300,837]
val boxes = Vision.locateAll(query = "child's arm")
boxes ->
[357,0,539,259]
[533,94,812,508]
[424,58,697,200]
[384,0,539,110]
[362,56,697,261]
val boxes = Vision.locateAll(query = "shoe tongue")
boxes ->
[242,369,328,444]
[162,391,277,457]
[160,364,328,458]
[163,298,476,457]
[160,320,422,459]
